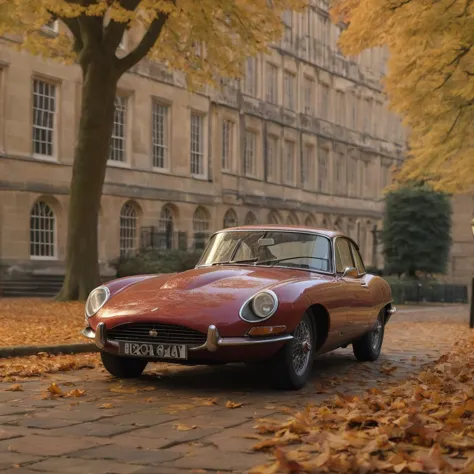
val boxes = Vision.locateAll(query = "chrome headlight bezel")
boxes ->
[85,286,110,318]
[239,290,279,323]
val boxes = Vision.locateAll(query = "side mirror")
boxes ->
[341,266,358,279]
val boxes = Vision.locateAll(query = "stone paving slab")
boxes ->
[0,306,469,473]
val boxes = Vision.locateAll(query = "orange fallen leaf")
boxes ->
[109,386,138,394]
[98,403,114,409]
[5,384,23,392]
[65,389,86,398]
[175,424,197,431]
[47,382,63,396]
[225,400,242,409]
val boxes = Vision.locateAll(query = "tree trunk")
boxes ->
[57,58,119,301]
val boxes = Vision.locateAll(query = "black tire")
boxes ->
[352,310,385,362]
[100,351,148,378]
[268,312,315,390]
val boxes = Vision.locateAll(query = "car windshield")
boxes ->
[197,230,332,273]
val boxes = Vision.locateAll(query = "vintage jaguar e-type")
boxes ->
[82,226,396,390]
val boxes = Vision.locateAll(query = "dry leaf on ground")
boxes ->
[5,384,23,392]
[249,330,474,474]
[226,400,243,409]
[98,403,114,409]
[174,424,197,431]
[0,299,87,347]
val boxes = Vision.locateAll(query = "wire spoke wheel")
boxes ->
[292,319,312,376]
[371,318,383,351]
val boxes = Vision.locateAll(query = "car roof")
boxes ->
[216,225,346,239]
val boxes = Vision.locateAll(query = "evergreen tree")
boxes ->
[382,184,452,277]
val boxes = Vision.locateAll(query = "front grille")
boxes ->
[107,322,207,346]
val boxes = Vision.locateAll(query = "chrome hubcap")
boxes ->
[371,319,383,351]
[292,320,312,376]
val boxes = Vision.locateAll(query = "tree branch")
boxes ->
[61,17,84,53]
[116,12,169,74]
[435,44,473,90]
[102,0,141,52]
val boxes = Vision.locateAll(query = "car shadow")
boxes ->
[130,349,361,395]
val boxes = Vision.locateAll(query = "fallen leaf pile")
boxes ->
[250,333,474,474]
[0,353,100,380]
[0,299,86,347]
[42,382,87,399]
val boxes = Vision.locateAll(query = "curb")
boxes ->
[0,343,99,359]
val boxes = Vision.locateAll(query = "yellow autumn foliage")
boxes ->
[331,0,474,194]
[0,0,306,86]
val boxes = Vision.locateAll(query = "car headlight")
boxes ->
[85,286,110,318]
[251,291,278,319]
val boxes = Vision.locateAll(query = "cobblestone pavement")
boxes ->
[0,305,470,474]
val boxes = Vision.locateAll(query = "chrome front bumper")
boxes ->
[82,322,293,353]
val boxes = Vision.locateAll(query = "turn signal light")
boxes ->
[248,325,286,336]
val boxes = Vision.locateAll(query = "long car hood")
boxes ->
[97,265,312,328]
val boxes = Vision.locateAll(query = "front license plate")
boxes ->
[118,341,187,360]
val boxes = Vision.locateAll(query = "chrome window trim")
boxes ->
[196,228,335,276]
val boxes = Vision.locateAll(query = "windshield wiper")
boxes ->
[211,258,259,266]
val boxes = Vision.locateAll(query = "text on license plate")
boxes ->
[119,342,187,359]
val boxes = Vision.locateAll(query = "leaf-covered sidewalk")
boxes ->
[0,299,86,347]
[249,330,474,474]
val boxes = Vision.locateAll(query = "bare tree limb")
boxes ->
[61,17,84,53]
[435,44,473,90]
[102,0,141,53]
[116,12,169,74]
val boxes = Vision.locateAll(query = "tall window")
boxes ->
[302,144,314,188]
[244,211,257,225]
[283,71,296,110]
[287,213,298,225]
[303,77,313,115]
[190,113,204,176]
[266,63,278,104]
[267,211,279,224]
[222,120,233,171]
[319,84,329,120]
[334,152,346,193]
[347,157,357,196]
[193,207,210,250]
[318,147,329,193]
[120,202,137,256]
[267,135,278,181]
[244,57,257,96]
[152,102,169,169]
[159,206,174,250]
[244,130,257,176]
[110,96,127,162]
[282,10,293,48]
[32,79,56,157]
[336,91,345,126]
[284,140,295,185]
[30,200,56,258]
[223,209,238,228]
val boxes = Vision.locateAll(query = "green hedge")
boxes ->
[111,249,202,278]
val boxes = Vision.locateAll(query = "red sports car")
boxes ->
[82,225,396,390]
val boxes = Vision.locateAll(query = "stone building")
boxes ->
[0,0,414,278]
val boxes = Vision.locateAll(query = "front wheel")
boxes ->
[100,351,148,378]
[352,311,385,362]
[268,313,315,390]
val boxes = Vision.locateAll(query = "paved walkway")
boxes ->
[0,305,470,474]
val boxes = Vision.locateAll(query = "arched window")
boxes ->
[305,215,316,227]
[321,215,330,229]
[267,211,280,224]
[286,213,299,225]
[30,200,56,258]
[193,206,210,250]
[244,211,257,225]
[120,202,138,256]
[159,205,174,250]
[223,209,238,228]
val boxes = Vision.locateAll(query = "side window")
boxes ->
[335,238,355,273]
[351,243,366,275]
